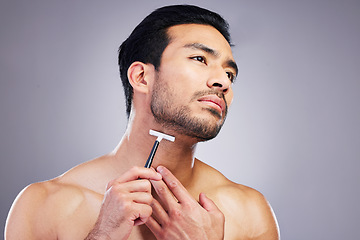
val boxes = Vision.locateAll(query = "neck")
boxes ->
[110,113,198,186]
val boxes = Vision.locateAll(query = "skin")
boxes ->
[5,24,280,239]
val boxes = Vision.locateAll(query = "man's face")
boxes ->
[150,24,237,141]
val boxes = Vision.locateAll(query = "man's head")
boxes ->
[118,4,232,117]
[149,24,237,141]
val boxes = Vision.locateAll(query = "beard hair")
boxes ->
[150,76,227,141]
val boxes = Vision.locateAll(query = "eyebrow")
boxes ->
[183,43,238,76]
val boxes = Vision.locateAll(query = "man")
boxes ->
[5,5,280,239]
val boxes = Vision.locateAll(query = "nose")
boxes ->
[207,68,231,93]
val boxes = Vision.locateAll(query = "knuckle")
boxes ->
[107,185,118,196]
[181,198,197,210]
[144,205,153,215]
[161,218,170,227]
[143,193,153,204]
[115,191,126,202]
[157,185,167,194]
[143,180,151,189]
[169,208,183,218]
[186,203,196,212]
[168,180,178,189]
[119,198,132,211]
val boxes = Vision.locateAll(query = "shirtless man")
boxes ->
[5,5,280,240]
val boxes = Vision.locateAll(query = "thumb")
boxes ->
[199,192,220,212]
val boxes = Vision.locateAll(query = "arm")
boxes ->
[244,191,280,240]
[145,166,225,240]
[218,185,280,240]
[5,167,162,240]
[5,183,57,239]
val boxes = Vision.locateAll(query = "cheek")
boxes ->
[226,89,234,106]
[167,68,199,96]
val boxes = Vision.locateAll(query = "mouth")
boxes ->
[197,95,226,114]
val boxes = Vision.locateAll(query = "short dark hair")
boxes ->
[118,4,232,117]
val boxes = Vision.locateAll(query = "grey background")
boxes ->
[1,0,359,239]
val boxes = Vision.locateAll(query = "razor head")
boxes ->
[149,130,175,142]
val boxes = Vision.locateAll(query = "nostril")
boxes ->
[213,83,223,88]
[212,82,228,92]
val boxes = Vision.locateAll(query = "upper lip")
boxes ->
[197,95,226,112]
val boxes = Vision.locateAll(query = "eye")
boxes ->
[191,56,206,64]
[226,72,236,82]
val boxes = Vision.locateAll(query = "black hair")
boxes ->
[118,4,232,117]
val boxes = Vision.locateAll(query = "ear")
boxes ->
[127,61,153,94]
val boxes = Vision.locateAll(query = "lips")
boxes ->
[197,95,226,113]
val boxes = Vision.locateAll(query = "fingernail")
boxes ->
[157,166,164,173]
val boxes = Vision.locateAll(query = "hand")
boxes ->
[85,166,162,240]
[145,166,225,240]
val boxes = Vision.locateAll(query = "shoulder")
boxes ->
[5,155,112,239]
[194,160,280,239]
[214,184,279,238]
[5,177,95,239]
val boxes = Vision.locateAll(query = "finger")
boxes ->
[120,166,162,182]
[130,192,153,205]
[150,198,169,226]
[150,179,177,210]
[199,193,225,222]
[145,216,162,237]
[108,179,152,194]
[107,167,162,189]
[199,193,219,212]
[156,166,194,204]
[126,179,152,193]
[133,203,153,226]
